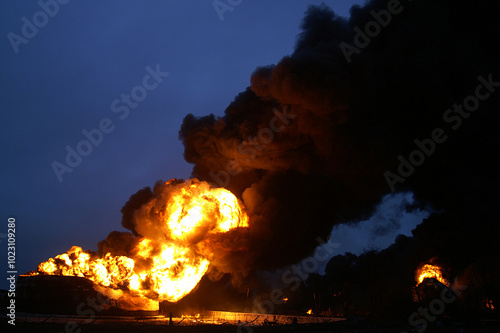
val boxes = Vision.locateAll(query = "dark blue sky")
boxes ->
[1,1,424,290]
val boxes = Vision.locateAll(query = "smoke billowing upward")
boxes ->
[119,0,500,299]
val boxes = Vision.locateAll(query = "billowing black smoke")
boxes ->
[122,0,500,309]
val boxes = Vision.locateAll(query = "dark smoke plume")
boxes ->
[122,0,500,298]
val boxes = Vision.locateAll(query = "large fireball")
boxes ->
[35,179,248,305]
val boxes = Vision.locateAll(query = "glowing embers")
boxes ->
[483,298,495,310]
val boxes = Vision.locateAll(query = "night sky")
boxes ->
[0,1,427,290]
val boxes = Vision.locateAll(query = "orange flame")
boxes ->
[307,309,312,315]
[484,298,495,310]
[36,179,248,306]
[182,313,202,322]
[415,263,449,286]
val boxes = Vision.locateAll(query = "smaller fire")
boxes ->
[307,309,312,315]
[415,263,449,287]
[283,298,289,303]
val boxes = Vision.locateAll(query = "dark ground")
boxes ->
[2,320,500,333]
